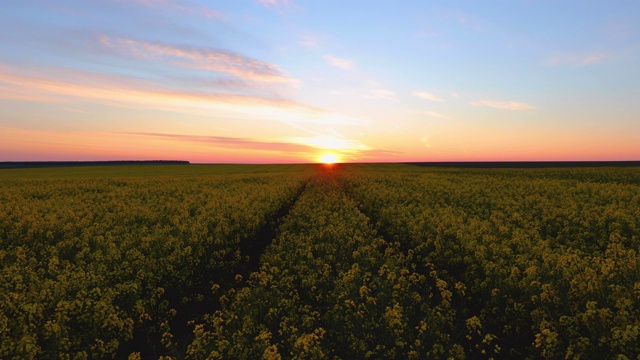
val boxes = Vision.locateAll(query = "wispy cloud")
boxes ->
[124,131,384,159]
[124,132,313,154]
[284,133,401,161]
[368,88,398,102]
[286,135,369,151]
[324,55,354,70]
[257,0,293,10]
[356,148,403,159]
[547,51,608,66]
[470,100,535,110]
[0,81,62,103]
[0,64,366,127]
[407,109,452,120]
[0,64,313,113]
[99,35,295,84]
[176,76,251,90]
[581,53,608,65]
[299,35,320,49]
[412,91,444,102]
[362,80,397,102]
[436,9,489,32]
[121,0,223,19]
[424,111,451,120]
[0,67,285,106]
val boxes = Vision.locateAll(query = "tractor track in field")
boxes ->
[120,176,313,358]
[237,176,312,277]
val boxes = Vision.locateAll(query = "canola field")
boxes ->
[1,164,639,359]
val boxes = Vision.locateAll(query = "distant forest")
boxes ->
[0,161,190,169]
[3,161,640,170]
[406,161,640,168]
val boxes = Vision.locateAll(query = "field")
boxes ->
[1,164,639,359]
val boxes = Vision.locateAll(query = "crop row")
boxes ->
[2,165,639,359]
[343,168,640,358]
[0,173,309,358]
[188,171,486,359]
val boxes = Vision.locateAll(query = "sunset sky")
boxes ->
[1,1,639,163]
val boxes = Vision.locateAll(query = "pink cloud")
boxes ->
[99,35,295,84]
[354,148,403,160]
[324,55,354,70]
[0,64,368,128]
[257,0,292,9]
[547,51,608,66]
[121,0,223,19]
[368,89,398,102]
[0,65,316,114]
[299,35,320,49]
[469,100,535,110]
[126,132,400,162]
[125,132,314,154]
[581,53,607,65]
[412,91,444,102]
[0,82,64,103]
[425,111,451,120]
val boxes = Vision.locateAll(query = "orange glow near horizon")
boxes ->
[2,3,640,164]
[3,125,639,163]
[319,153,339,164]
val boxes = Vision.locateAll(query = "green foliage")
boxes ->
[0,166,312,358]
[343,165,640,359]
[2,164,639,358]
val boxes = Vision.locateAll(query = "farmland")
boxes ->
[1,164,639,359]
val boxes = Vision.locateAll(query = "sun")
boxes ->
[319,153,339,165]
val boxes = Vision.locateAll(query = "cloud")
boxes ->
[0,67,293,107]
[547,51,608,66]
[324,55,354,70]
[0,65,320,116]
[408,109,451,120]
[284,133,402,161]
[362,80,397,102]
[412,91,444,102]
[176,76,251,90]
[98,35,295,84]
[121,0,223,18]
[356,148,403,159]
[299,35,320,49]
[0,81,63,103]
[286,135,369,151]
[469,100,535,110]
[581,53,607,65]
[424,111,451,120]
[257,0,292,9]
[0,64,365,127]
[124,131,388,160]
[368,88,398,102]
[124,132,313,154]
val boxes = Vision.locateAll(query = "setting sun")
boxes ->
[319,153,339,164]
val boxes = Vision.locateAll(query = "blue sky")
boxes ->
[1,0,639,162]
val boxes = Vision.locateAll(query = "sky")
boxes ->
[1,0,639,163]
